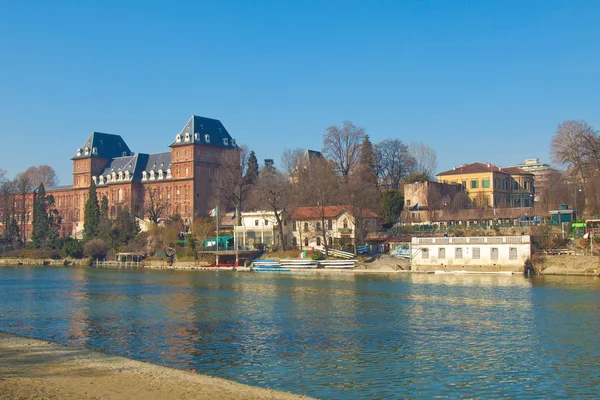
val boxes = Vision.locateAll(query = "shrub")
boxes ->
[311,251,325,260]
[83,239,107,260]
[62,240,84,259]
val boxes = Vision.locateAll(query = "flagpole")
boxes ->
[235,206,239,267]
[216,207,219,266]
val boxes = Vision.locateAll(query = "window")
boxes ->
[455,248,463,259]
[482,179,490,188]
[406,199,411,206]
[524,198,531,207]
[473,247,480,259]
[328,219,332,230]
[343,219,348,229]
[471,180,478,189]
[491,248,498,260]
[185,205,188,214]
[205,151,210,157]
[265,219,269,226]
[317,237,321,246]
[316,222,321,230]
[185,167,189,176]
[293,221,297,231]
[328,237,333,246]
[255,220,259,226]
[304,222,309,232]
[422,248,429,259]
[509,248,517,260]
[304,237,309,246]
[513,198,521,207]
[461,180,467,190]
[439,248,446,259]
[513,181,519,190]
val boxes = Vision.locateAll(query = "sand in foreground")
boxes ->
[0,332,312,400]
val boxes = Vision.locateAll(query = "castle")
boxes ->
[8,115,237,239]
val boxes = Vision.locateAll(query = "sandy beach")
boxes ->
[0,332,311,400]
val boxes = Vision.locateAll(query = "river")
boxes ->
[0,266,598,398]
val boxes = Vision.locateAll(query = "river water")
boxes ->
[0,266,598,399]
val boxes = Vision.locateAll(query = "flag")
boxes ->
[411,203,419,211]
[209,207,218,217]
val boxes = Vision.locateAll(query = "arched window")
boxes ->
[125,170,130,180]
[343,219,348,229]
[150,170,155,180]
[118,171,123,180]
[223,138,229,146]
[158,169,164,179]
[99,175,104,184]
[304,237,309,246]
[142,171,147,180]
[84,147,89,155]
[111,172,116,181]
[204,134,210,143]
[118,188,123,202]
[166,169,172,178]
[176,134,181,143]
[185,133,190,141]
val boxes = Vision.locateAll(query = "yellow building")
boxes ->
[437,163,534,208]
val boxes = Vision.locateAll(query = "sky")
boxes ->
[1,0,600,185]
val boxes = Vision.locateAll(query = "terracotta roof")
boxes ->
[437,162,533,176]
[291,205,378,219]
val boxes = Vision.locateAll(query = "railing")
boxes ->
[93,260,143,268]
[318,248,355,259]
[416,236,529,244]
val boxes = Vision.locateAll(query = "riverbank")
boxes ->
[2,254,600,276]
[0,332,310,400]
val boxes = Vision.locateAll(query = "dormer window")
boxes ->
[185,133,190,142]
[232,139,236,146]
[84,147,89,155]
[194,133,199,140]
[150,170,155,180]
[223,138,229,146]
[92,147,98,154]
[176,134,182,143]
[92,176,97,185]
[125,170,130,180]
[77,148,82,156]
[106,174,111,183]
[158,169,164,179]
[111,172,116,181]
[142,171,147,181]
[99,175,104,184]
[166,169,172,179]
[118,171,123,181]
[204,134,210,143]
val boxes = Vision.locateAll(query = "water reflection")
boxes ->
[0,266,599,399]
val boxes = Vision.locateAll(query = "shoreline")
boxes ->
[0,331,311,400]
[1,255,599,276]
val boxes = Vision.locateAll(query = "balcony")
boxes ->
[338,227,353,234]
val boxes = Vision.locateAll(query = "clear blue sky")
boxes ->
[1,0,599,184]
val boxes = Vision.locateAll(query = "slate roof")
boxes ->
[169,115,237,149]
[95,152,173,185]
[437,162,533,177]
[291,205,379,220]
[72,132,132,160]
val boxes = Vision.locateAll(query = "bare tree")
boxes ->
[14,173,33,242]
[551,120,596,181]
[144,187,170,224]
[211,145,256,219]
[20,165,59,188]
[281,148,305,177]
[409,142,438,178]
[342,164,380,253]
[322,121,366,183]
[293,157,340,255]
[253,165,292,251]
[374,139,416,189]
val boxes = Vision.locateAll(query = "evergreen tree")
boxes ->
[84,181,100,241]
[31,183,59,249]
[98,195,112,241]
[114,206,140,246]
[359,135,378,185]
[246,150,259,184]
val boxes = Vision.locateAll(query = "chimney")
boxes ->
[452,166,456,170]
